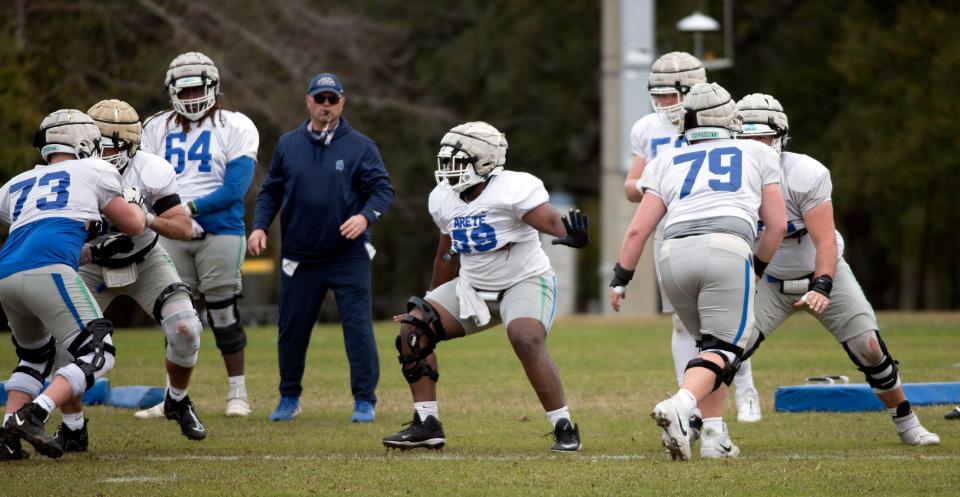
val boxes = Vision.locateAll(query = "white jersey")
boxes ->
[428,170,552,290]
[763,151,845,280]
[99,151,181,262]
[640,138,780,237]
[629,113,685,163]
[0,158,122,279]
[141,109,258,204]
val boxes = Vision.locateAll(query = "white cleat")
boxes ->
[651,397,692,461]
[700,425,741,459]
[134,401,165,419]
[736,390,762,423]
[899,425,941,446]
[225,397,251,417]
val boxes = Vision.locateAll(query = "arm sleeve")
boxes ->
[191,156,255,215]
[96,167,124,209]
[511,174,550,217]
[354,142,395,225]
[252,141,285,231]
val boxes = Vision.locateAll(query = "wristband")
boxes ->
[145,212,155,228]
[753,255,769,278]
[610,263,635,288]
[810,274,833,297]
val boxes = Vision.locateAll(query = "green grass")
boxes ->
[1,313,958,496]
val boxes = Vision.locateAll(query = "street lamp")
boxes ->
[676,0,734,70]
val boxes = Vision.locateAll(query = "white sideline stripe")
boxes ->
[97,453,960,463]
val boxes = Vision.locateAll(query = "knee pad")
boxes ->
[395,297,446,384]
[205,296,246,354]
[152,282,193,324]
[60,318,117,396]
[163,309,202,368]
[687,334,742,392]
[843,330,900,393]
[6,335,56,398]
[740,331,766,362]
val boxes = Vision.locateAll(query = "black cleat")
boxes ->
[382,411,445,450]
[4,403,63,459]
[164,393,207,441]
[0,429,29,461]
[549,419,581,452]
[946,406,960,420]
[53,419,89,453]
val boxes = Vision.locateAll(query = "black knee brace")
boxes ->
[152,282,193,324]
[12,335,56,383]
[67,318,117,390]
[843,331,900,391]
[395,297,446,384]
[687,334,742,392]
[205,297,246,355]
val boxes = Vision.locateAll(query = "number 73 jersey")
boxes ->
[428,170,552,290]
[639,138,780,237]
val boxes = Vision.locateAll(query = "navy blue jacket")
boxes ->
[253,117,394,262]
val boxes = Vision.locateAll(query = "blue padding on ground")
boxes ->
[775,382,960,412]
[0,378,110,406]
[106,386,165,409]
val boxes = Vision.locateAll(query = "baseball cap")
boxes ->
[307,73,344,96]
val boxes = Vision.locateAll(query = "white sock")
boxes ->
[63,411,85,430]
[734,358,757,403]
[35,394,55,414]
[670,319,699,388]
[673,388,698,411]
[703,416,724,433]
[228,375,247,399]
[168,386,188,402]
[414,401,438,421]
[545,405,571,428]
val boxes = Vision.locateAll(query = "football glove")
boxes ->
[89,233,135,262]
[551,209,590,248]
[122,186,145,208]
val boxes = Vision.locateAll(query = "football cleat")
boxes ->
[549,419,581,452]
[134,401,165,419]
[736,390,762,423]
[945,406,960,420]
[0,429,29,461]
[699,424,741,459]
[4,403,63,459]
[269,397,301,422]
[382,411,446,450]
[899,425,941,446]
[650,397,692,461]
[164,394,207,441]
[53,419,89,453]
[225,397,251,417]
[351,400,375,423]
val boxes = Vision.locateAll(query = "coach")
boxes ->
[248,73,395,423]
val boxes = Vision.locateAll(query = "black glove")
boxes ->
[89,233,135,262]
[551,209,590,248]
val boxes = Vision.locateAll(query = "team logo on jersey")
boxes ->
[335,159,344,171]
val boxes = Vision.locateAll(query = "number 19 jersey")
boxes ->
[428,170,552,290]
[640,138,780,237]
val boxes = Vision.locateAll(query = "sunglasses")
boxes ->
[313,94,341,105]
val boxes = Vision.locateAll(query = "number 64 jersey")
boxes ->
[0,158,122,279]
[639,138,780,237]
[428,170,552,291]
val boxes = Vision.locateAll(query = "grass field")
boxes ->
[0,312,958,496]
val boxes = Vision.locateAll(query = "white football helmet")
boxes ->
[33,109,101,162]
[87,99,142,170]
[736,93,789,152]
[680,82,741,142]
[165,51,220,121]
[648,52,708,123]
[435,121,508,192]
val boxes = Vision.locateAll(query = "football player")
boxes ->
[610,83,788,461]
[137,51,259,418]
[381,122,589,452]
[0,109,145,460]
[46,99,206,451]
[624,52,762,425]
[735,93,939,446]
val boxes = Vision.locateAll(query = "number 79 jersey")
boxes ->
[428,170,552,290]
[639,138,780,237]
[140,109,258,203]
